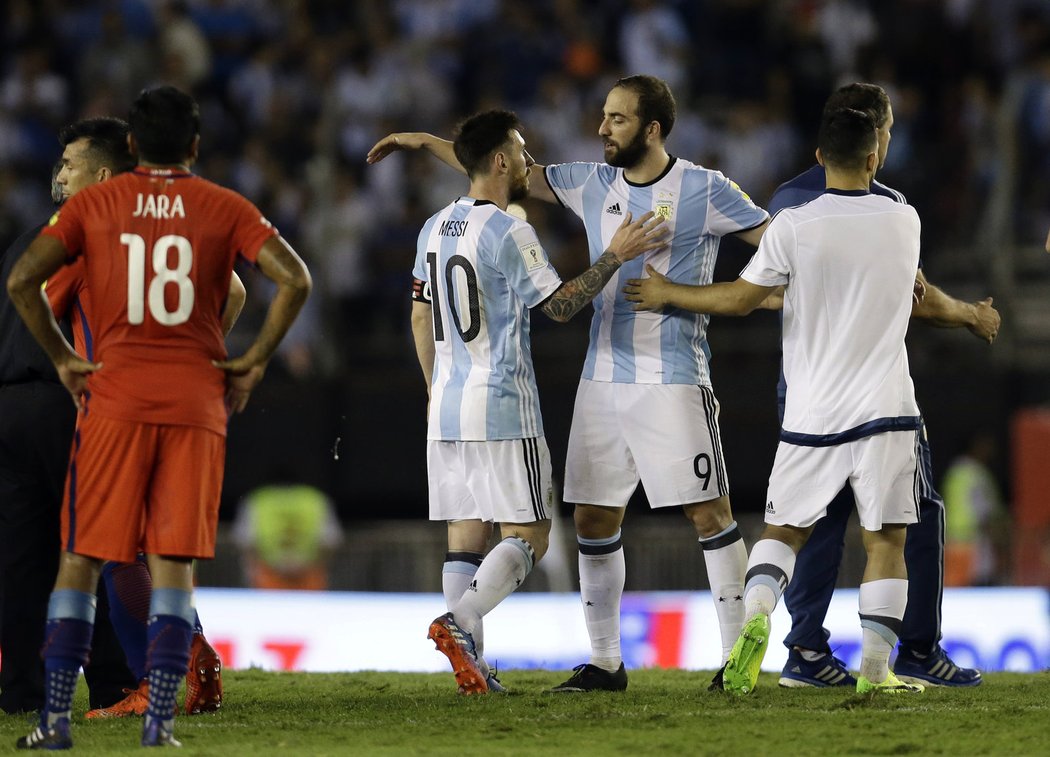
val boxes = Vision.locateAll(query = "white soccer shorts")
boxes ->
[427,437,553,524]
[764,430,919,530]
[563,379,729,509]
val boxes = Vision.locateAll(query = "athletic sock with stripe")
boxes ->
[743,538,797,620]
[452,537,534,637]
[699,522,747,663]
[578,532,625,672]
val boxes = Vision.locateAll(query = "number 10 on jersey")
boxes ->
[120,232,195,326]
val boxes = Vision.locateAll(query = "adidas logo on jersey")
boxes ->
[605,202,622,215]
[765,501,776,515]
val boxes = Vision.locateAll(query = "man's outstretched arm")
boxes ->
[366,131,557,204]
[623,264,774,317]
[911,269,999,343]
[367,132,463,173]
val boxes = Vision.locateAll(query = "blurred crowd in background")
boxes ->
[2,0,1047,587]
[2,0,1050,378]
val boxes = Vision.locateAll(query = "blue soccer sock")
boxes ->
[41,589,96,729]
[144,589,195,734]
[102,558,152,680]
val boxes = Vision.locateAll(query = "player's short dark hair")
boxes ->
[818,108,878,171]
[128,86,200,164]
[58,117,135,174]
[614,75,676,139]
[453,110,521,179]
[823,83,891,129]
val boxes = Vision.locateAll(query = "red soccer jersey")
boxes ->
[45,257,90,358]
[40,167,277,435]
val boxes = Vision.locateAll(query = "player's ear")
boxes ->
[127,133,139,160]
[95,166,112,183]
[815,148,825,167]
[188,134,201,166]
[866,151,877,173]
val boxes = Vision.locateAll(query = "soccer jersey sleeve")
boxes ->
[544,162,598,218]
[496,223,562,308]
[44,259,85,319]
[228,194,279,265]
[411,223,433,302]
[704,171,769,237]
[39,193,88,260]
[740,213,793,287]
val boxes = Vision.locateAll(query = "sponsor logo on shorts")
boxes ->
[765,501,775,515]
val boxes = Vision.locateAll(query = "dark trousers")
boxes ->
[782,432,945,657]
[0,383,135,713]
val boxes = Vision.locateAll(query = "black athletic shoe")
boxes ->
[550,663,628,692]
[16,717,72,750]
[708,664,727,692]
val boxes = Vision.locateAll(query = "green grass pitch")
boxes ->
[2,669,1048,755]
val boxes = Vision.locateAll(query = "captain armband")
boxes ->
[412,277,432,304]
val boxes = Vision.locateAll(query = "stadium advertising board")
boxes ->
[189,588,1049,674]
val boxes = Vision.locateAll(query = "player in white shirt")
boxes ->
[409,110,667,694]
[372,76,770,691]
[625,107,926,695]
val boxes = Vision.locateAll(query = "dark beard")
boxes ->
[509,177,529,203]
[605,127,648,169]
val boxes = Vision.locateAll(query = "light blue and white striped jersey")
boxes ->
[413,197,563,441]
[545,157,768,385]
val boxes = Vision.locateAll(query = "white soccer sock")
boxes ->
[452,538,534,638]
[443,553,485,672]
[858,578,908,683]
[578,532,625,671]
[743,538,796,620]
[699,522,747,663]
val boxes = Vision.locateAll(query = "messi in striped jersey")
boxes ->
[371,75,770,692]
[406,110,668,694]
[766,84,994,689]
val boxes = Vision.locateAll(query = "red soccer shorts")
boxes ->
[62,412,225,562]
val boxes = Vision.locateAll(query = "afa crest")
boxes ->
[654,201,674,221]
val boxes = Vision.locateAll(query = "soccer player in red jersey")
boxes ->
[8,86,311,749]
[45,117,239,719]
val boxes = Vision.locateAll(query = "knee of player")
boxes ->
[503,521,552,563]
[572,503,624,537]
[684,496,734,537]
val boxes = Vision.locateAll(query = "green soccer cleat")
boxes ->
[856,671,925,694]
[722,613,771,696]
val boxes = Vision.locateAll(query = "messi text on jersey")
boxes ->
[439,219,469,237]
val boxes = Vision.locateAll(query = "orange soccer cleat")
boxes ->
[184,633,223,714]
[85,679,149,719]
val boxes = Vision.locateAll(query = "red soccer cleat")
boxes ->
[184,633,223,714]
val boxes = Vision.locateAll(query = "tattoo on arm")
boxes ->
[541,250,622,322]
